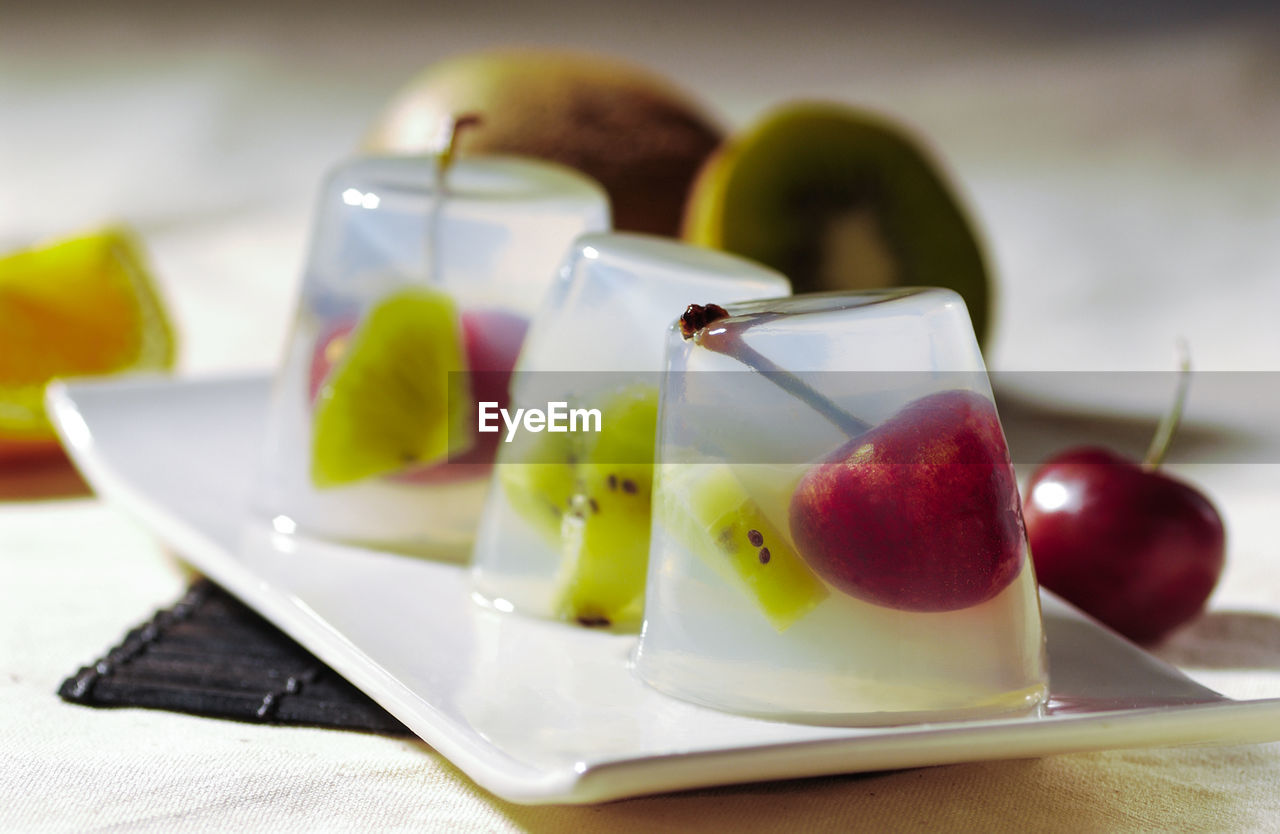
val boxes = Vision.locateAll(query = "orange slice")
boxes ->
[0,227,176,461]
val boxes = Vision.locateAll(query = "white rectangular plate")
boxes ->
[47,374,1280,804]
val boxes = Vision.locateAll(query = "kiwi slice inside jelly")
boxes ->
[496,429,578,545]
[311,287,470,488]
[499,384,660,627]
[554,385,659,627]
[660,463,828,631]
[554,465,652,628]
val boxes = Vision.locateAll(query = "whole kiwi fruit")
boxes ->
[363,48,724,238]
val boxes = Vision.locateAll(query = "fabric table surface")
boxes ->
[4,3,1280,831]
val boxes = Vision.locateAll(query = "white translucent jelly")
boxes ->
[252,156,609,559]
[470,233,791,628]
[633,289,1048,724]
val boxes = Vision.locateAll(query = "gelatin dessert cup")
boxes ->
[470,233,791,629]
[253,154,608,559]
[634,288,1048,725]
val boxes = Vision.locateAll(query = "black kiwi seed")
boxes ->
[621,479,638,494]
[758,548,771,565]
[747,529,764,547]
[607,474,618,490]
[589,498,600,513]
[577,613,612,628]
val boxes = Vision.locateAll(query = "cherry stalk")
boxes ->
[679,304,870,436]
[1143,338,1190,470]
[426,113,484,284]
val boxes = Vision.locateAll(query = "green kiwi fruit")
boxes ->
[554,482,651,628]
[659,463,828,631]
[496,429,578,545]
[497,384,660,627]
[551,385,659,627]
[683,102,993,346]
[311,287,470,488]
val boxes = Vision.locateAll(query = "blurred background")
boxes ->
[4,0,1277,378]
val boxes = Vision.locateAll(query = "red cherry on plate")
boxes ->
[1024,448,1225,644]
[1023,349,1226,644]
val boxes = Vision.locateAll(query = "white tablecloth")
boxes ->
[4,3,1280,830]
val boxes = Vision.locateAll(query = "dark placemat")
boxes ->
[59,579,411,735]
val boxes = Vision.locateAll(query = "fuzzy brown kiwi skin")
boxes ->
[681,103,993,348]
[363,48,725,238]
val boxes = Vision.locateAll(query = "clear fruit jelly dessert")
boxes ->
[633,289,1048,724]
[253,155,609,559]
[469,233,791,628]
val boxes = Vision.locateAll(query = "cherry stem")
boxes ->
[426,113,484,283]
[680,304,871,437]
[1142,338,1191,470]
[435,112,484,184]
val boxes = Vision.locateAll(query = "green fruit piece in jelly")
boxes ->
[311,287,471,488]
[660,463,828,631]
[551,384,659,627]
[497,428,579,545]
